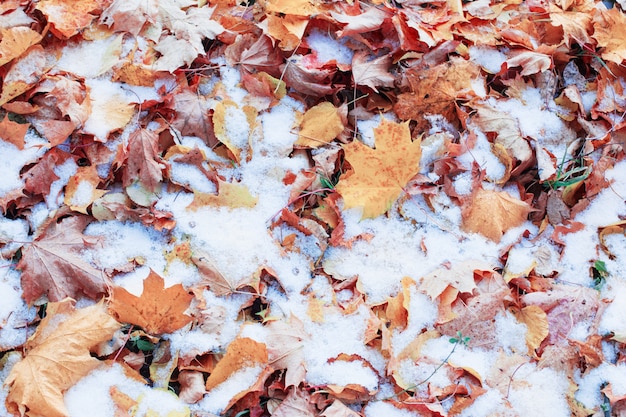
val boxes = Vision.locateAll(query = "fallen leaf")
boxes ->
[178,370,206,404]
[593,6,626,64]
[295,102,344,148]
[320,399,361,417]
[264,0,321,16]
[64,165,107,214]
[0,45,57,106]
[352,52,395,92]
[18,215,109,304]
[271,388,316,417]
[108,269,193,335]
[511,305,549,356]
[461,188,532,242]
[0,114,29,150]
[123,128,165,193]
[0,26,44,67]
[36,0,102,39]
[205,337,271,412]
[471,101,532,163]
[265,317,308,387]
[335,118,421,219]
[188,179,258,211]
[5,300,120,417]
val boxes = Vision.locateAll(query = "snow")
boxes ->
[306,29,354,67]
[56,36,123,78]
[0,131,47,198]
[0,261,36,351]
[469,45,507,74]
[457,129,506,182]
[65,363,189,417]
[364,401,422,417]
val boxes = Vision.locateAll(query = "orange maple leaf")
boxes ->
[335,118,421,219]
[108,269,193,335]
[5,300,120,417]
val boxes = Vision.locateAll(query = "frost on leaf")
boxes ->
[335,118,421,219]
[18,215,109,304]
[5,300,120,417]
[108,269,193,335]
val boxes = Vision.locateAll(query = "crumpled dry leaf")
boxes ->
[108,269,193,335]
[335,118,421,219]
[5,300,120,417]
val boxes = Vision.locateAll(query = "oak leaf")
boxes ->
[108,269,193,335]
[295,102,344,148]
[335,118,421,219]
[5,300,120,417]
[18,215,109,304]
[461,188,532,242]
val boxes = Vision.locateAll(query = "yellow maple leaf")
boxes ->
[5,300,120,417]
[335,118,421,219]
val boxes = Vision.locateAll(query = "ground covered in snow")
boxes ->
[1,0,626,416]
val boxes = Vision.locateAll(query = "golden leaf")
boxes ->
[295,102,344,148]
[5,300,120,417]
[512,305,549,356]
[335,118,421,219]
[461,188,532,242]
